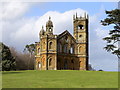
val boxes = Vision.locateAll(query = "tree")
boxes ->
[10,47,34,70]
[101,9,120,59]
[24,44,36,56]
[0,42,16,71]
[24,43,36,70]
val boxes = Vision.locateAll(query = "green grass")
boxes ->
[2,70,118,88]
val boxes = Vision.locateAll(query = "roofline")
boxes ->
[57,30,76,42]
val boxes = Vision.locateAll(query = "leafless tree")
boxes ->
[10,47,34,70]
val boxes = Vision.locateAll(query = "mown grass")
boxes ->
[2,70,118,88]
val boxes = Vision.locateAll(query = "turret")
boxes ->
[39,26,45,38]
[46,16,53,35]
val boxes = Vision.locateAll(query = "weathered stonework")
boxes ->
[35,14,89,70]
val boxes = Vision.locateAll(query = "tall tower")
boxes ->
[73,12,89,70]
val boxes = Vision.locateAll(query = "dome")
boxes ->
[39,26,44,35]
[46,16,53,27]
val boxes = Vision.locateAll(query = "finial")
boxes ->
[84,12,86,18]
[76,12,77,18]
[42,25,44,29]
[73,14,75,20]
[49,16,51,20]
[41,25,44,31]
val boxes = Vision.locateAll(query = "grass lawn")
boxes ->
[2,70,118,88]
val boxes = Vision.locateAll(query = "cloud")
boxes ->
[0,2,31,20]
[35,8,87,34]
[1,2,118,71]
[0,2,36,49]
[2,7,87,51]
[0,1,32,44]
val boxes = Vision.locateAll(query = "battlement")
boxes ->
[73,12,88,21]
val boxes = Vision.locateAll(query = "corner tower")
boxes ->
[73,12,89,70]
[36,17,57,70]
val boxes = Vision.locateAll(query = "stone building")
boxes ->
[35,13,89,70]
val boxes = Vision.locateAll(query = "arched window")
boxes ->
[65,36,68,42]
[58,43,62,52]
[70,45,74,54]
[38,48,40,54]
[70,47,73,53]
[79,46,81,53]
[71,60,74,63]
[49,28,52,32]
[49,58,52,66]
[60,43,62,52]
[43,42,45,49]
[65,36,68,40]
[38,62,41,68]
[42,58,45,66]
[64,44,67,53]
[79,61,81,65]
[49,42,52,49]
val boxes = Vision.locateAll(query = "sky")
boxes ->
[0,1,119,71]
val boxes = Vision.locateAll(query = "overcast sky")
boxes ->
[0,1,119,71]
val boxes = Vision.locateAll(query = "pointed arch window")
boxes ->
[70,45,74,54]
[42,58,45,66]
[38,48,40,54]
[58,43,62,52]
[64,44,68,53]
[49,58,52,66]
[43,42,45,49]
[71,60,74,63]
[49,42,52,49]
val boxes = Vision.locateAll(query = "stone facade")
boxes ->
[35,13,89,70]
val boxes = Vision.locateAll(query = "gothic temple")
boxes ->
[35,13,89,70]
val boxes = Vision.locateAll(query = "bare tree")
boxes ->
[10,47,34,70]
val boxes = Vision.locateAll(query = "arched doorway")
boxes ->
[71,60,74,70]
[64,60,68,70]
[38,62,41,69]
[57,59,61,70]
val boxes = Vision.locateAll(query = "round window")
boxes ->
[79,35,82,37]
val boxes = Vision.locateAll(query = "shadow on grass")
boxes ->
[2,71,24,74]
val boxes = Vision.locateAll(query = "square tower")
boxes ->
[73,13,89,70]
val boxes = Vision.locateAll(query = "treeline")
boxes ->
[0,42,35,71]
[10,47,34,70]
[0,42,96,71]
